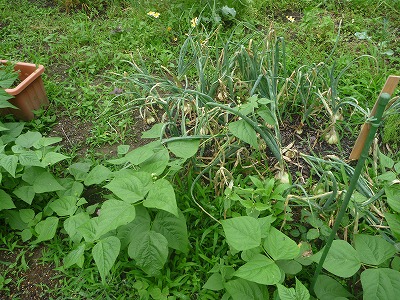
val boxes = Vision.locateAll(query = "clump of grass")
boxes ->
[383,114,400,150]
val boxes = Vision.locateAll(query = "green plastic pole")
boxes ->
[310,92,391,294]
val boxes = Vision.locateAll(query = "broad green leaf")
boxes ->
[385,213,400,241]
[314,275,352,300]
[0,121,9,131]
[64,243,85,269]
[0,189,15,210]
[392,256,400,271]
[0,91,15,108]
[354,234,396,265]
[34,137,62,148]
[92,236,121,283]
[234,254,281,285]
[264,227,300,260]
[68,162,91,181]
[203,273,224,291]
[235,95,258,115]
[257,108,276,126]
[117,205,151,249]
[2,210,28,230]
[311,240,361,278]
[42,152,68,166]
[295,278,310,300]
[306,228,320,240]
[13,185,35,204]
[258,215,276,238]
[0,122,24,142]
[143,179,178,216]
[386,185,400,213]
[125,141,162,165]
[139,147,169,175]
[60,181,84,197]
[105,174,149,203]
[64,212,91,244]
[225,278,269,300]
[33,171,65,193]
[276,260,302,275]
[0,67,18,88]
[50,196,78,217]
[84,165,112,186]
[241,247,262,262]
[128,230,168,276]
[141,123,165,139]
[167,139,200,159]
[361,268,400,300]
[19,209,35,223]
[0,155,18,177]
[152,209,189,253]
[379,151,394,169]
[79,218,99,242]
[276,284,296,299]
[395,162,400,174]
[228,119,258,149]
[20,228,32,242]
[34,217,59,243]
[18,151,43,167]
[221,216,261,251]
[95,199,136,239]
[116,144,130,155]
[249,176,264,189]
[22,166,44,185]
[376,171,396,182]
[15,131,42,148]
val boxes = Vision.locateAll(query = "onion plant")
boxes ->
[311,92,390,293]
[109,23,285,167]
[315,56,377,145]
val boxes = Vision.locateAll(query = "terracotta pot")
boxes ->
[1,60,49,121]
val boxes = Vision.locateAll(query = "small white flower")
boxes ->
[191,17,198,28]
[147,11,160,18]
[286,15,295,23]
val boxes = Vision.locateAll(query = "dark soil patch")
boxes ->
[49,107,152,159]
[0,19,10,31]
[46,63,70,82]
[0,245,59,299]
[279,118,355,181]
[49,112,92,154]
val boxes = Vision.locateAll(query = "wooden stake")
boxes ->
[349,75,400,160]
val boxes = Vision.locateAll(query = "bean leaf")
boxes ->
[221,216,261,251]
[92,236,121,283]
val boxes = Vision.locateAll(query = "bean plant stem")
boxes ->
[310,93,390,294]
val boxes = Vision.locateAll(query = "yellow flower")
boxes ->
[147,11,160,18]
[191,17,198,28]
[286,15,295,23]
[167,26,172,31]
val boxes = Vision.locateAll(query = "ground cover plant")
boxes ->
[1,0,400,299]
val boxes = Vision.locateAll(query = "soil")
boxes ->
[0,244,59,299]
[48,105,151,159]
[279,118,356,182]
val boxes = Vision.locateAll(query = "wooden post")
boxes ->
[349,75,400,160]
